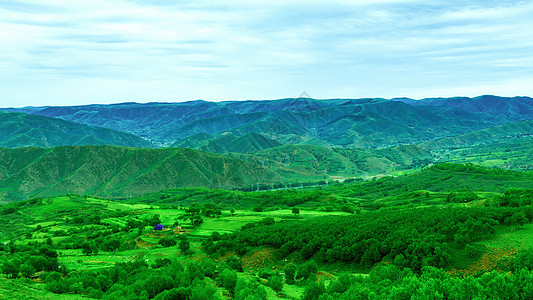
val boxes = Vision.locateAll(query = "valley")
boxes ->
[1,96,533,299]
[1,165,533,299]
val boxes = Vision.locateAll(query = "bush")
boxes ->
[268,275,284,292]
[159,237,177,247]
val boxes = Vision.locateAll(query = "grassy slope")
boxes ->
[0,111,154,148]
[432,136,533,171]
[1,164,532,299]
[0,277,85,300]
[232,144,433,181]
[173,133,282,154]
[421,120,533,149]
[0,146,283,199]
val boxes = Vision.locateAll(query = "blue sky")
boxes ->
[1,0,533,107]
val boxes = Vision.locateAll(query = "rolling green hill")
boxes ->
[397,95,533,122]
[0,145,282,200]
[432,136,533,171]
[0,111,154,148]
[232,144,433,180]
[172,132,282,153]
[6,96,531,149]
[1,163,533,300]
[421,120,533,149]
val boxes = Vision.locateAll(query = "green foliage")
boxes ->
[512,249,533,272]
[179,239,190,252]
[302,280,326,300]
[446,190,478,203]
[218,269,238,294]
[159,237,177,247]
[284,263,297,284]
[0,145,283,199]
[0,111,154,149]
[226,255,243,272]
[2,260,20,278]
[20,263,36,278]
[267,275,284,293]
[102,238,121,253]
[309,264,533,300]
[296,260,318,280]
[81,242,99,256]
[214,205,531,270]
[2,161,533,299]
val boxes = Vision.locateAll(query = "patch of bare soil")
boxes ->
[448,245,517,276]
[135,237,157,249]
[242,248,277,271]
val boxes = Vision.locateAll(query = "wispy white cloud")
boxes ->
[0,0,532,106]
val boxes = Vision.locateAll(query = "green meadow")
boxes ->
[1,164,533,299]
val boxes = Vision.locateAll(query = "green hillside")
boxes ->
[421,120,533,149]
[7,96,530,148]
[0,111,154,148]
[0,146,282,200]
[233,144,433,180]
[1,164,533,299]
[173,132,282,153]
[433,136,533,171]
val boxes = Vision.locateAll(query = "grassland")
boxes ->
[1,164,532,299]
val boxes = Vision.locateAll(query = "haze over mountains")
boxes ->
[0,111,154,148]
[1,95,533,199]
[5,95,533,149]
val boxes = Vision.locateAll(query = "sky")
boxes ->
[1,0,533,107]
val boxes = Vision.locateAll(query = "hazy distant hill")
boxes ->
[0,145,282,199]
[395,95,533,122]
[421,120,533,149]
[7,96,530,149]
[172,132,282,153]
[232,144,433,179]
[0,111,154,148]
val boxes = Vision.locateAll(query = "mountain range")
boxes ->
[0,111,154,148]
[2,95,533,199]
[5,95,533,149]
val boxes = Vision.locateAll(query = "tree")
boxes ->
[151,214,161,226]
[226,255,243,271]
[284,263,297,284]
[159,237,177,247]
[2,260,19,278]
[191,215,203,227]
[179,240,190,252]
[218,269,238,294]
[39,246,58,258]
[268,275,284,293]
[292,207,300,216]
[81,242,98,256]
[103,238,121,254]
[302,280,326,300]
[296,260,318,280]
[20,263,36,278]
[211,231,221,241]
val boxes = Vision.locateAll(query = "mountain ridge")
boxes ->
[0,145,282,200]
[0,111,155,148]
[5,95,532,149]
